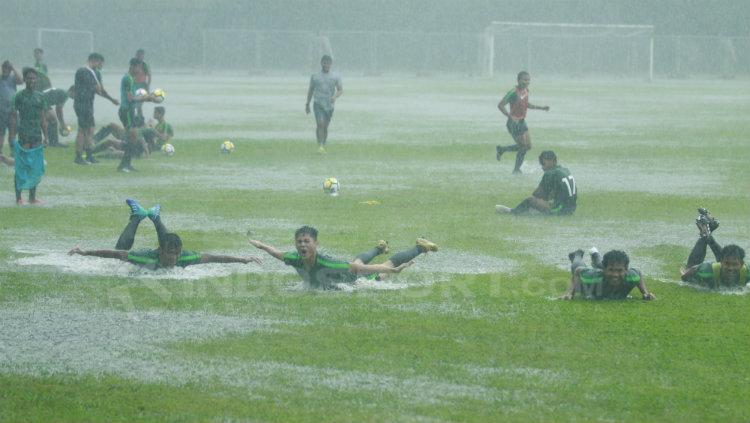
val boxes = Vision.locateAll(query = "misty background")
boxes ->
[2,0,749,77]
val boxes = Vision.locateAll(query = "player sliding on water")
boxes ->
[249,226,438,289]
[69,199,262,269]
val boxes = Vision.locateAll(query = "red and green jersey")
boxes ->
[578,268,642,299]
[685,262,749,289]
[127,248,202,270]
[502,86,529,120]
[283,251,360,288]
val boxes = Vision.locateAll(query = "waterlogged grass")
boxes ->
[1,74,749,422]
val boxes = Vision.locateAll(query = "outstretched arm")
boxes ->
[528,103,549,111]
[248,239,285,261]
[96,85,119,106]
[635,270,655,300]
[68,247,128,261]
[561,268,583,300]
[200,253,262,265]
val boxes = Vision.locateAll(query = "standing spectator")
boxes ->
[1,61,23,156]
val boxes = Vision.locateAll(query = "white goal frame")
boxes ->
[37,28,94,53]
[484,22,654,80]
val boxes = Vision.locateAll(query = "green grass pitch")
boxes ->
[1,73,749,422]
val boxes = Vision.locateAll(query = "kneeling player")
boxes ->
[495,150,576,216]
[69,199,262,269]
[562,249,654,300]
[249,226,438,289]
[680,208,748,289]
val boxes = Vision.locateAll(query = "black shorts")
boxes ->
[313,103,334,124]
[506,118,528,139]
[0,109,9,136]
[74,101,95,130]
[119,107,135,129]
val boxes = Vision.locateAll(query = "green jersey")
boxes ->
[119,73,136,111]
[540,165,577,214]
[578,267,642,299]
[12,88,47,140]
[35,62,51,91]
[283,251,361,289]
[684,262,749,289]
[127,248,202,270]
[42,88,68,107]
[156,120,173,140]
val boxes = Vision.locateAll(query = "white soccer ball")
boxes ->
[135,88,148,97]
[221,140,235,153]
[323,177,340,196]
[161,143,175,156]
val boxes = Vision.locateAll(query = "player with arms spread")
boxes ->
[249,226,438,290]
[69,199,261,269]
[496,150,576,215]
[496,70,549,174]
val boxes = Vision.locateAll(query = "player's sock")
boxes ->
[355,247,382,264]
[503,145,520,152]
[514,151,526,172]
[125,198,148,220]
[389,246,422,267]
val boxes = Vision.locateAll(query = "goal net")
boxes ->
[37,28,94,70]
[483,22,654,79]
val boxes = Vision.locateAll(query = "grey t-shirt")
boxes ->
[309,71,342,111]
[0,74,19,113]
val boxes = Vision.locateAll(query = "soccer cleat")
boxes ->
[148,204,161,221]
[86,155,98,164]
[376,240,389,254]
[496,145,504,161]
[416,237,438,253]
[568,249,584,263]
[74,156,90,165]
[125,198,148,220]
[117,166,130,173]
[495,204,512,214]
[318,146,327,154]
[589,247,602,268]
[695,207,718,237]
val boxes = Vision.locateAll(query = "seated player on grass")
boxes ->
[495,150,576,216]
[90,117,149,159]
[562,249,655,300]
[69,199,262,269]
[142,106,173,151]
[249,226,438,289]
[680,207,748,289]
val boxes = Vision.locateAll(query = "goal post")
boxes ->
[484,22,654,80]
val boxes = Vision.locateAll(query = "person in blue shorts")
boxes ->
[69,199,262,269]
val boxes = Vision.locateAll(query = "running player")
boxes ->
[68,199,262,269]
[305,55,342,153]
[495,150,576,215]
[680,208,748,289]
[496,71,549,174]
[73,53,118,165]
[8,67,48,205]
[562,249,655,300]
[249,226,438,289]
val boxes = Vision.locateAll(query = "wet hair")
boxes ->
[1,60,11,70]
[154,106,165,115]
[88,52,104,62]
[721,244,745,261]
[22,67,37,78]
[321,55,332,64]
[34,48,44,54]
[129,57,143,68]
[517,70,530,81]
[294,225,318,240]
[602,250,629,269]
[159,233,182,251]
[136,48,145,55]
[538,150,557,164]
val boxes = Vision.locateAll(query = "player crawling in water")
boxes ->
[69,199,262,269]
[562,248,655,300]
[249,226,438,289]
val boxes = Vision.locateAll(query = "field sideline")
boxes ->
[1,73,749,422]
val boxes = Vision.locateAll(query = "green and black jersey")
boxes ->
[540,165,577,214]
[684,262,749,289]
[283,251,375,289]
[127,248,202,270]
[578,267,642,299]
[12,88,47,141]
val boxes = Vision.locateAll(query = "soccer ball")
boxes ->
[221,140,235,153]
[161,143,175,156]
[323,177,340,196]
[135,88,148,97]
[151,88,165,103]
